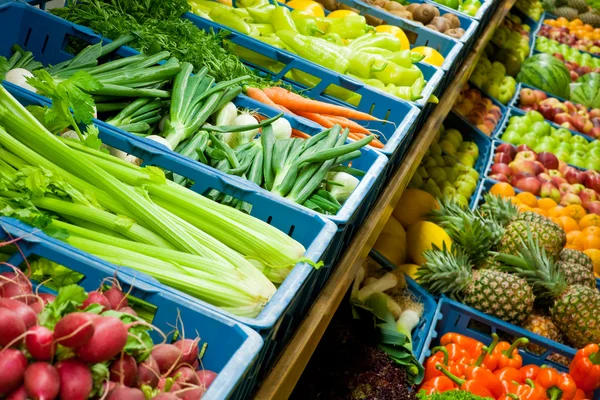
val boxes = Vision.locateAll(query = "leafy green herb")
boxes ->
[38,284,87,329]
[417,390,494,400]
[29,259,84,290]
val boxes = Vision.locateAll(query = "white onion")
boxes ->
[272,118,292,140]
[61,130,80,140]
[5,68,36,93]
[145,135,173,150]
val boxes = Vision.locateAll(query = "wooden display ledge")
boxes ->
[254,1,517,397]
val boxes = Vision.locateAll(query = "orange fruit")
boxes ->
[570,19,583,27]
[490,183,515,198]
[582,226,600,237]
[562,205,587,221]
[565,243,584,251]
[538,198,558,210]
[581,235,600,250]
[516,192,538,208]
[518,204,532,212]
[547,206,565,218]
[556,17,568,26]
[510,197,523,205]
[566,230,583,247]
[530,208,547,216]
[579,214,600,229]
[558,216,579,233]
[583,249,600,273]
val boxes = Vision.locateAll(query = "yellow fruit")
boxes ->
[397,263,420,279]
[584,248,600,276]
[412,46,445,67]
[375,25,410,50]
[326,10,358,18]
[374,216,407,265]
[406,221,452,265]
[393,188,439,228]
[286,0,325,17]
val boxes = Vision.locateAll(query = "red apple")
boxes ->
[514,150,538,162]
[558,161,570,176]
[554,113,573,125]
[572,115,593,134]
[537,152,559,170]
[559,182,573,196]
[590,127,600,138]
[515,177,542,195]
[551,175,567,187]
[590,109,600,119]
[520,88,537,106]
[561,122,576,130]
[560,192,583,206]
[564,101,578,114]
[489,173,509,183]
[509,160,540,176]
[566,168,586,184]
[592,117,600,128]
[569,183,585,194]
[585,173,600,193]
[496,143,517,157]
[516,144,533,152]
[491,163,512,176]
[580,188,598,208]
[541,182,561,202]
[534,90,547,102]
[495,152,513,164]
[539,103,556,120]
[511,172,535,186]
[586,201,600,215]
[537,172,553,183]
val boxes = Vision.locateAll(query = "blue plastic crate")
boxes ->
[369,249,439,359]
[420,298,578,369]
[2,62,339,389]
[0,217,263,400]
[183,12,444,108]
[0,1,387,263]
[336,0,479,46]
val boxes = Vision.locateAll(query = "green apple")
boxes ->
[530,121,551,137]
[444,129,463,148]
[572,142,589,153]
[570,134,589,145]
[466,167,479,181]
[521,133,538,149]
[571,158,586,168]
[590,147,600,159]
[552,128,572,142]
[439,139,457,156]
[455,181,476,198]
[508,116,522,125]
[585,158,600,171]
[501,129,523,145]
[534,142,556,154]
[555,142,573,154]
[456,174,477,187]
[442,186,457,198]
[442,155,457,167]
[456,153,475,167]
[554,150,571,162]
[541,136,558,147]
[528,110,545,123]
[510,122,530,135]
[426,166,447,185]
[458,141,479,159]
[589,140,600,150]
[409,172,423,188]
[519,114,534,126]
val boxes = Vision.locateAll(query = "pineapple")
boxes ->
[557,261,596,287]
[479,193,520,228]
[553,6,580,18]
[496,228,600,348]
[417,244,535,324]
[499,212,565,258]
[559,249,593,271]
[521,313,571,366]
[477,253,503,270]
[567,0,589,11]
[580,11,600,27]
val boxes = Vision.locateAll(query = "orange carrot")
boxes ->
[296,111,337,128]
[323,115,371,135]
[263,87,378,121]
[292,129,310,139]
[246,87,282,110]
[278,105,296,115]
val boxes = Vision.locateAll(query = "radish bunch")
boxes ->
[0,269,217,399]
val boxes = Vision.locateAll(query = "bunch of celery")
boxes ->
[0,85,311,317]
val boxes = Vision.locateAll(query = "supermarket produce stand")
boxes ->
[253,0,518,397]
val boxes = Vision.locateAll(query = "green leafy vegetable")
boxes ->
[417,390,494,400]
[29,259,84,290]
[38,284,87,329]
[103,310,153,361]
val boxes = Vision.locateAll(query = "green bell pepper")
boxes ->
[326,15,374,39]
[373,62,423,86]
[291,12,325,36]
[349,74,386,90]
[322,33,344,45]
[347,52,388,78]
[259,34,290,49]
[253,23,274,35]
[272,2,297,32]
[348,33,402,52]
[232,7,251,19]
[277,30,350,73]
[358,48,413,68]
[247,4,275,23]
[209,8,260,36]
[235,0,270,7]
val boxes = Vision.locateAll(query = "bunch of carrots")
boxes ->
[246,86,386,149]
[420,332,600,400]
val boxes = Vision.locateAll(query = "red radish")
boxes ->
[6,386,27,400]
[81,291,111,311]
[54,312,95,348]
[102,381,118,397]
[0,308,26,346]
[173,339,199,365]
[152,393,179,400]
[137,356,160,388]
[0,271,32,301]
[152,344,183,374]
[0,349,28,396]
[107,387,145,400]
[24,362,60,400]
[31,294,56,314]
[157,379,181,393]
[39,293,56,304]
[104,287,128,310]
[192,359,199,369]
[196,370,217,389]
[56,359,92,400]
[171,366,199,385]
[119,307,138,316]
[76,316,128,363]
[0,298,36,328]
[177,387,206,400]
[26,326,55,361]
[110,354,138,387]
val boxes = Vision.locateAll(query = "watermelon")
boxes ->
[571,73,600,109]
[516,54,571,99]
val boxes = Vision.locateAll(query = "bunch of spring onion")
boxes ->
[0,85,315,317]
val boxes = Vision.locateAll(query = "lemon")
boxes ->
[406,221,452,265]
[374,216,407,265]
[393,188,438,228]
[397,263,420,279]
[412,46,445,67]
[375,25,410,50]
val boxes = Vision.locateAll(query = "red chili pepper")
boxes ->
[441,332,485,360]
[437,365,496,398]
[520,365,541,381]
[495,367,524,392]
[419,376,457,394]
[494,338,529,370]
[535,368,577,400]
[569,343,600,392]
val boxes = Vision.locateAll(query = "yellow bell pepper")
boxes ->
[326,9,358,18]
[286,0,325,18]
[375,25,410,50]
[412,46,445,67]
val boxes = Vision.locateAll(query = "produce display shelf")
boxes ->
[252,0,518,396]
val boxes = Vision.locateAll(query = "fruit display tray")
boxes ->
[452,86,509,138]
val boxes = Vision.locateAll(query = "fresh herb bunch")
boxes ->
[417,390,493,400]
[52,0,272,86]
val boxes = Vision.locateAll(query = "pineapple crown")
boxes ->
[479,194,519,228]
[494,224,567,299]
[416,242,473,298]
